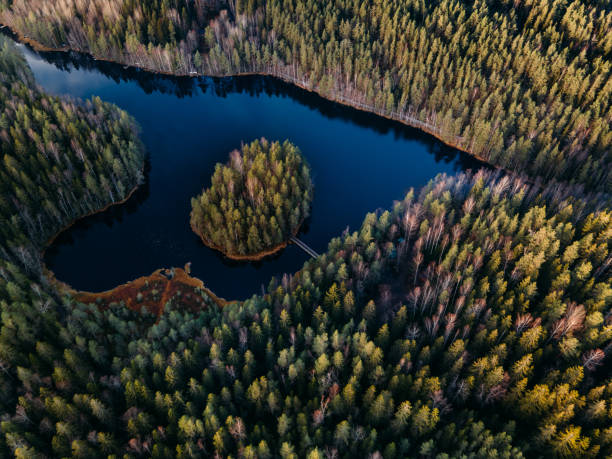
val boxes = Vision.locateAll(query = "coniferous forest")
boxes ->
[0,0,610,191]
[0,1,610,458]
[191,138,313,258]
[0,35,145,281]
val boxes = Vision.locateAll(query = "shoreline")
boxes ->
[66,266,232,315]
[8,23,506,309]
[40,177,141,293]
[1,24,498,170]
[74,266,232,307]
[191,219,303,261]
[41,181,141,258]
[41,174,233,311]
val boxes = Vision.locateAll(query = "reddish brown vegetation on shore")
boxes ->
[51,265,230,317]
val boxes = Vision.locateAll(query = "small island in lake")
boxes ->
[190,138,313,260]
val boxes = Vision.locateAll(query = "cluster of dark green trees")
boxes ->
[0,8,610,459]
[2,163,611,456]
[0,32,144,415]
[0,35,145,280]
[1,0,610,191]
[190,138,312,257]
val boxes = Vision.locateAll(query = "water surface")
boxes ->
[16,40,483,299]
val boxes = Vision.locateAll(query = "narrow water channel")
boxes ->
[16,40,484,300]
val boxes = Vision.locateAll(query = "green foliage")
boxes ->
[0,35,145,452]
[190,138,312,256]
[2,155,611,456]
[0,35,145,276]
[2,0,611,190]
[0,15,610,459]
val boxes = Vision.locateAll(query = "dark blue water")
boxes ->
[18,41,483,300]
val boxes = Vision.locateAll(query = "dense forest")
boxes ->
[0,0,610,191]
[0,35,145,280]
[0,4,611,459]
[2,161,612,456]
[0,32,145,418]
[190,138,312,258]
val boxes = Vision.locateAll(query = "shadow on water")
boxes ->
[13,33,484,171]
[9,31,491,299]
[44,159,152,260]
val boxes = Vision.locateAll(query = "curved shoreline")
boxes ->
[73,266,232,311]
[191,219,302,261]
[43,189,232,312]
[41,181,141,257]
[40,178,143,294]
[2,24,499,171]
[42,178,232,310]
[10,23,498,308]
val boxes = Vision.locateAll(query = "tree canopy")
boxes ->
[2,163,611,457]
[1,0,610,191]
[190,138,313,258]
[0,35,145,279]
[0,8,610,459]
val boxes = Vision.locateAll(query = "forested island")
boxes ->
[190,138,312,259]
[0,2,611,458]
[0,0,610,191]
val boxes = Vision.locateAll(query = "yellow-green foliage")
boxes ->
[190,138,312,255]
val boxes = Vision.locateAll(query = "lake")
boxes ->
[15,39,484,300]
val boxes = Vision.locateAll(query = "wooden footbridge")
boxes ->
[290,237,319,258]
